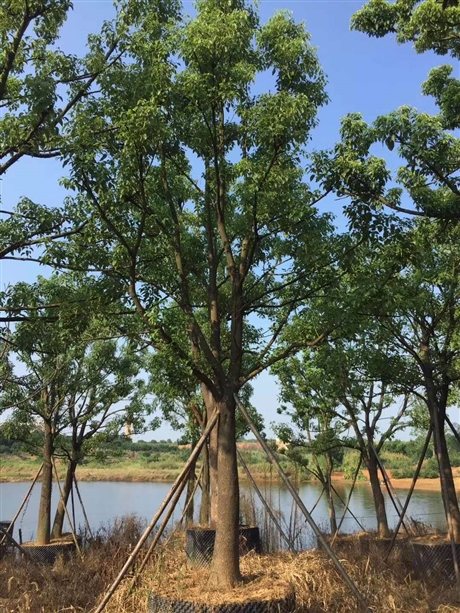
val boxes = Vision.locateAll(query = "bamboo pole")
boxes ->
[235,395,372,613]
[161,463,206,555]
[93,410,219,613]
[74,474,93,539]
[0,463,43,546]
[237,449,294,552]
[52,458,83,559]
[384,426,433,561]
[130,463,193,589]
[332,454,362,544]
[446,415,460,447]
[330,483,366,533]
[178,463,205,530]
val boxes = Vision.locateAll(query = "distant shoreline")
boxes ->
[1,462,454,492]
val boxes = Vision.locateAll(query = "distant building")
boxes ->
[124,423,134,440]
[275,438,288,451]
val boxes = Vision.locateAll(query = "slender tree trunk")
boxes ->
[325,456,337,535]
[431,404,460,541]
[200,442,211,525]
[37,421,54,545]
[420,337,460,541]
[210,394,241,587]
[366,453,390,538]
[202,385,219,527]
[51,457,78,539]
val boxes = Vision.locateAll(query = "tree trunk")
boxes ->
[51,458,78,539]
[210,395,241,587]
[325,457,337,535]
[200,442,211,525]
[202,385,219,527]
[366,453,390,538]
[432,410,460,541]
[36,421,53,545]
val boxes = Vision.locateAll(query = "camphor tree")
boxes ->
[50,337,151,539]
[352,220,460,541]
[276,337,411,539]
[312,0,460,223]
[59,0,341,585]
[0,0,177,295]
[274,357,346,535]
[1,275,150,544]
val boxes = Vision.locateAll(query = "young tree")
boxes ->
[51,338,150,539]
[1,275,149,543]
[276,340,410,538]
[351,220,460,541]
[275,405,343,534]
[60,0,339,585]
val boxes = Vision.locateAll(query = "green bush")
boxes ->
[449,452,460,467]
[420,458,439,479]
[384,453,413,477]
[341,450,366,480]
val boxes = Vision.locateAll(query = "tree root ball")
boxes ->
[21,540,77,564]
[186,526,261,566]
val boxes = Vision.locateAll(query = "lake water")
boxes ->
[0,480,447,546]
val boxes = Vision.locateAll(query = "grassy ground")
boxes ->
[2,517,460,613]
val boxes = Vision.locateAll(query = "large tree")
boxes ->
[59,0,340,586]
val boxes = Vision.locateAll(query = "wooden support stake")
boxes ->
[130,464,193,590]
[237,448,294,552]
[93,410,219,613]
[0,463,43,546]
[332,454,362,544]
[330,483,366,533]
[178,463,205,531]
[385,426,432,561]
[52,458,83,560]
[74,474,93,539]
[161,463,205,553]
[235,394,372,613]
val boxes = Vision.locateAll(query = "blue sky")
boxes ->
[1,0,454,440]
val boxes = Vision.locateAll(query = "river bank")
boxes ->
[2,455,459,491]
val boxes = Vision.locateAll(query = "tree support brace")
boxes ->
[384,426,433,561]
[237,448,295,552]
[93,409,219,613]
[0,463,43,547]
[235,394,372,613]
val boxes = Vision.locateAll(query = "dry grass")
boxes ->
[2,518,460,613]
